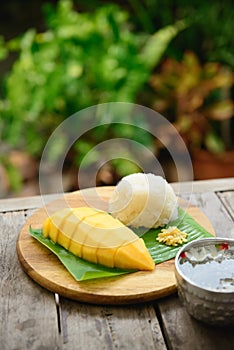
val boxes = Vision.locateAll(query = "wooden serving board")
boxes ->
[17,187,215,305]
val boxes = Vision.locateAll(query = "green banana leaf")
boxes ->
[30,207,213,281]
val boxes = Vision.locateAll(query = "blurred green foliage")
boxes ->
[0,0,185,187]
[72,0,234,67]
[0,154,22,192]
[96,0,234,68]
[0,0,233,194]
[150,52,234,154]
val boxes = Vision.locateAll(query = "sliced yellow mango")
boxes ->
[43,208,71,243]
[115,239,155,270]
[42,207,155,271]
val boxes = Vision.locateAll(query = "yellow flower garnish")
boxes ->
[157,226,187,246]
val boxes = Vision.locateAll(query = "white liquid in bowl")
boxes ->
[178,243,234,292]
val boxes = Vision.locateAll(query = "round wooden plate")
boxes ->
[17,187,215,305]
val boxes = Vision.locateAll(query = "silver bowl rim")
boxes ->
[175,237,234,294]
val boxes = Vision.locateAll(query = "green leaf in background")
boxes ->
[30,207,213,281]
[0,36,8,61]
[0,155,22,192]
[205,131,225,155]
[0,0,187,164]
[141,19,187,69]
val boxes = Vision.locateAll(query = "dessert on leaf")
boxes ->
[42,207,155,271]
[29,173,213,282]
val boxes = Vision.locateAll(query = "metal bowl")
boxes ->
[175,237,234,326]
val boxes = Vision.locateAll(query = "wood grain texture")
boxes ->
[1,177,233,213]
[158,294,234,350]
[0,210,60,350]
[171,177,234,195]
[217,191,234,221]
[60,298,167,350]
[16,187,215,305]
[0,193,62,212]
[181,191,234,239]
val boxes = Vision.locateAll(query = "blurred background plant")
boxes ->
[0,0,233,196]
[150,51,234,154]
[149,51,234,180]
[132,0,234,67]
[0,0,186,196]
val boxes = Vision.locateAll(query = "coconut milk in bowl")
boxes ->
[175,238,234,326]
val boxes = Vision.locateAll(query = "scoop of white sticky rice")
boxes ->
[109,173,178,228]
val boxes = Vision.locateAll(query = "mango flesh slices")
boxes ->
[42,207,155,271]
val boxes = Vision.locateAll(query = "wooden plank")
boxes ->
[0,193,62,212]
[180,191,234,238]
[60,298,167,350]
[217,191,234,221]
[157,295,234,350]
[171,177,234,195]
[0,210,60,350]
[1,178,233,213]
[157,191,234,350]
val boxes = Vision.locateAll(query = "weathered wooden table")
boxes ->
[1,178,234,350]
